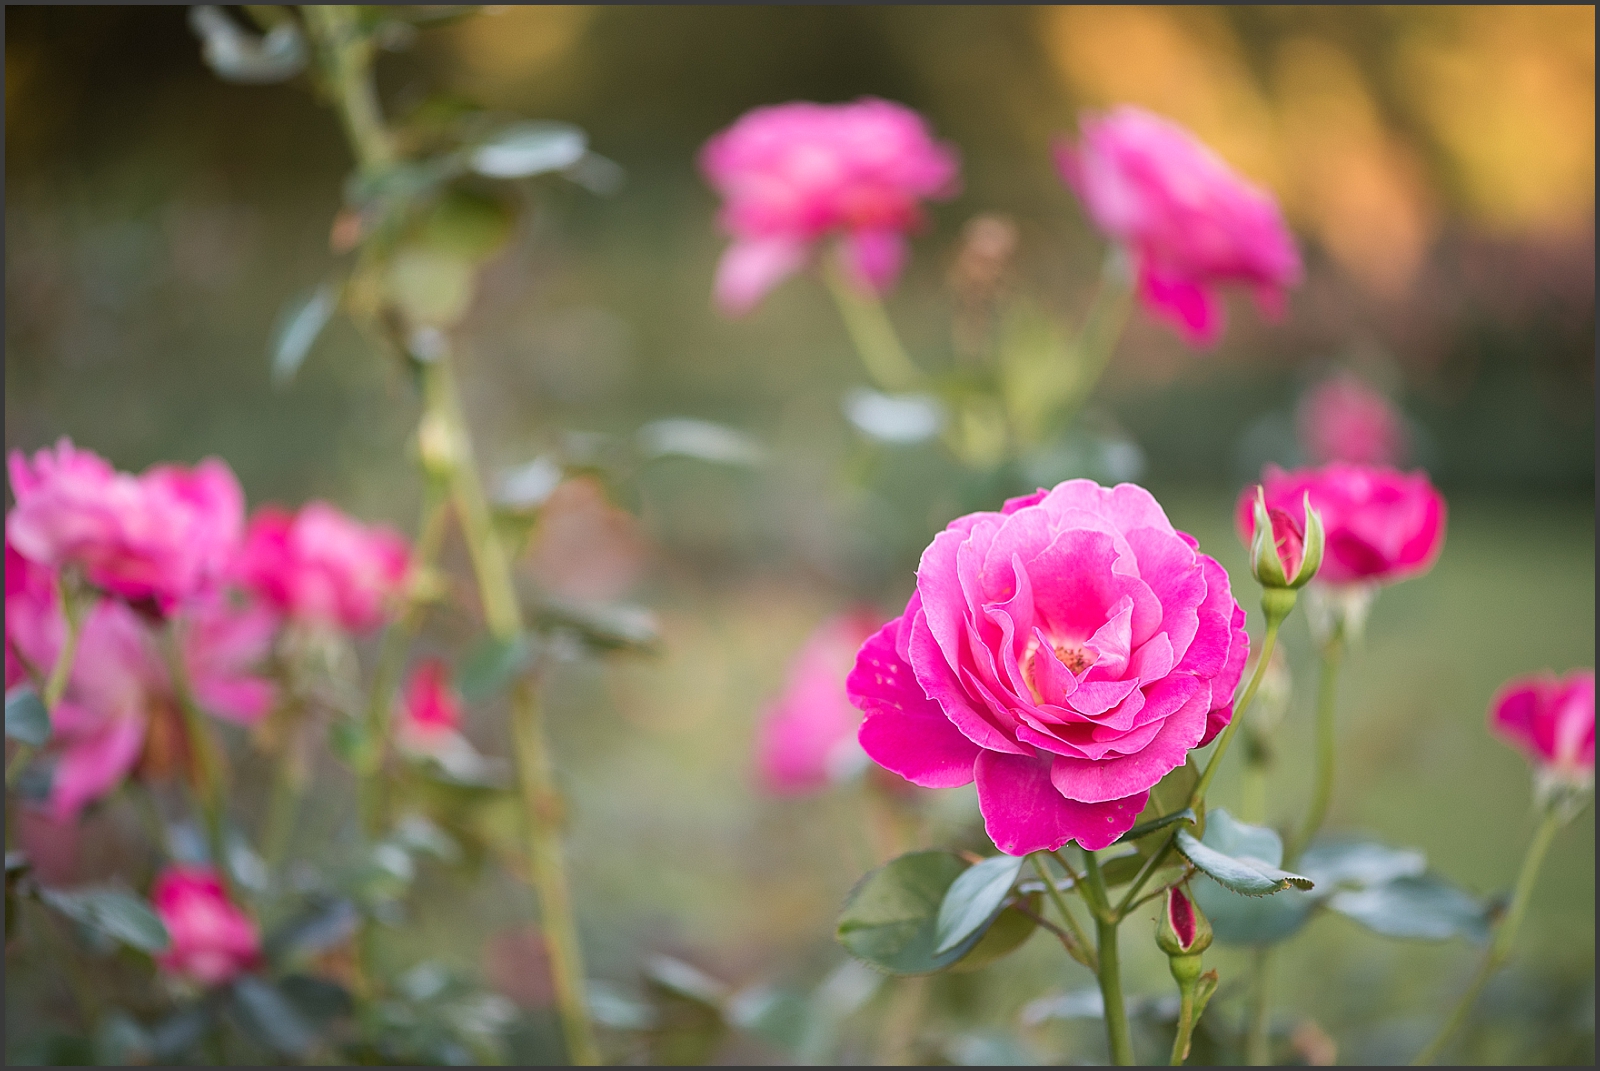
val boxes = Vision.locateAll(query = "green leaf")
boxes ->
[270,282,338,386]
[5,688,50,746]
[1177,810,1314,897]
[416,188,514,261]
[39,885,170,953]
[385,247,477,328]
[265,897,359,963]
[148,1004,215,1063]
[1327,874,1489,942]
[1297,838,1427,890]
[532,599,660,654]
[470,121,588,179]
[1190,873,1316,945]
[189,6,306,84]
[934,853,1025,955]
[456,633,534,702]
[837,851,992,975]
[948,899,1040,973]
[277,974,355,1028]
[230,975,317,1057]
[637,419,765,467]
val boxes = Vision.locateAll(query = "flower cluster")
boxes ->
[5,439,413,819]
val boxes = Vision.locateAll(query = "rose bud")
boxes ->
[1247,486,1324,593]
[1156,883,1213,968]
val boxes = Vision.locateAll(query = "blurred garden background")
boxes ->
[5,6,1594,1064]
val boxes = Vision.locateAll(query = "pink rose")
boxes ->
[6,538,64,689]
[236,502,410,634]
[848,480,1248,855]
[397,658,464,752]
[1055,106,1301,347]
[700,98,961,314]
[42,589,277,820]
[1238,463,1446,588]
[151,864,262,987]
[754,610,883,795]
[1297,374,1409,467]
[1491,670,1595,787]
[7,439,243,610]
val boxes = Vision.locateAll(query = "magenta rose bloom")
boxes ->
[700,97,961,315]
[848,480,1248,854]
[235,502,411,634]
[1055,106,1301,348]
[1297,374,1409,467]
[6,439,244,610]
[1491,670,1595,789]
[151,864,262,987]
[6,538,65,689]
[397,657,465,755]
[754,609,883,795]
[1238,463,1446,588]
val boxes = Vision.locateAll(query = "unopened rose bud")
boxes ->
[1249,487,1324,592]
[1156,883,1213,968]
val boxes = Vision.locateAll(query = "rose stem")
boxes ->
[1082,848,1135,1064]
[305,9,599,1061]
[1286,632,1344,865]
[6,583,88,789]
[1411,807,1564,1065]
[821,249,923,392]
[1030,851,1096,969]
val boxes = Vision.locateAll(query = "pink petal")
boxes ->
[713,236,811,316]
[975,750,1148,854]
[838,229,908,294]
[849,620,981,788]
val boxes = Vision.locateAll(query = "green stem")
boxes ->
[1287,637,1343,864]
[1245,946,1273,1065]
[1411,808,1564,1065]
[1084,850,1135,1065]
[1170,984,1197,1065]
[8,597,88,788]
[161,628,231,886]
[303,5,395,173]
[1059,247,1135,423]
[821,251,922,392]
[261,733,304,870]
[1030,852,1096,970]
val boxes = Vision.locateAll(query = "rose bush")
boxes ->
[848,479,1248,854]
[1055,105,1301,347]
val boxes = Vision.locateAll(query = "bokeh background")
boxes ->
[6,5,1594,1065]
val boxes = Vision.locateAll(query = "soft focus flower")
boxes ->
[176,591,280,727]
[7,439,244,610]
[6,538,64,689]
[700,98,960,314]
[1491,670,1595,789]
[1238,463,1446,588]
[848,480,1248,855]
[236,502,410,634]
[754,610,883,794]
[1297,374,1409,466]
[398,658,464,752]
[151,864,262,987]
[1055,106,1301,347]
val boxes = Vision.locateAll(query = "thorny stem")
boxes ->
[1411,807,1565,1065]
[1287,635,1344,865]
[1029,852,1096,969]
[304,13,599,1062]
[1084,850,1135,1066]
[821,251,923,392]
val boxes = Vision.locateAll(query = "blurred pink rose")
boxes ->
[7,439,243,611]
[6,538,64,689]
[397,658,463,753]
[700,98,960,314]
[1297,374,1409,466]
[754,610,883,795]
[1238,463,1446,588]
[151,864,262,987]
[849,480,1248,855]
[1055,106,1301,347]
[1491,670,1595,787]
[236,502,410,634]
[40,588,277,820]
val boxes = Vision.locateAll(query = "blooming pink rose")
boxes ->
[397,658,464,752]
[1491,670,1595,787]
[151,864,262,986]
[6,538,64,689]
[7,439,243,610]
[1238,463,1446,588]
[1055,106,1301,347]
[700,98,960,314]
[1297,374,1409,467]
[754,610,884,795]
[848,480,1248,855]
[236,502,410,634]
[40,588,277,820]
